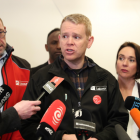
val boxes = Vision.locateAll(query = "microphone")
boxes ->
[74,108,96,140]
[125,96,140,110]
[36,99,66,140]
[137,130,140,139]
[0,84,12,108]
[130,108,140,129]
[115,124,131,140]
[36,76,64,101]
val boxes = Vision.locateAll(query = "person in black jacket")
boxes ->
[0,100,41,136]
[31,28,61,76]
[20,14,129,140]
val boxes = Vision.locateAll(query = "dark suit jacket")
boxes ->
[0,107,21,136]
[30,62,48,77]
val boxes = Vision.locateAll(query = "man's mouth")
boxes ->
[67,49,73,52]
[66,49,74,54]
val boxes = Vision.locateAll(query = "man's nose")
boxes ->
[67,37,74,45]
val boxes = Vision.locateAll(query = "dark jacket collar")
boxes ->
[48,56,109,87]
[6,43,14,56]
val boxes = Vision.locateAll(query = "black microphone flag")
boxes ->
[0,84,12,108]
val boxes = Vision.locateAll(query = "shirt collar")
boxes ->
[59,55,95,71]
[0,51,8,61]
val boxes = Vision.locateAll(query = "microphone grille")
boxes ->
[1,84,12,93]
[124,96,135,110]
[137,130,140,139]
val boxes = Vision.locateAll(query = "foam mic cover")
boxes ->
[0,84,12,108]
[137,130,140,139]
[115,124,131,140]
[36,99,66,140]
[130,108,140,129]
[125,96,140,110]
[74,108,96,140]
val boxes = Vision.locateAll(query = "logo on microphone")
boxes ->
[37,124,40,130]
[0,92,11,108]
[0,87,4,95]
[46,83,54,92]
[75,109,82,118]
[45,127,53,135]
[43,81,56,94]
[54,78,60,84]
[131,101,140,110]
[52,106,64,125]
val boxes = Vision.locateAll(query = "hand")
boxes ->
[87,138,98,140]
[13,100,41,119]
[62,134,77,140]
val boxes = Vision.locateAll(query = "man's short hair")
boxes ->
[0,18,4,26]
[47,28,60,43]
[61,14,92,37]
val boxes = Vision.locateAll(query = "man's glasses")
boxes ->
[0,31,7,39]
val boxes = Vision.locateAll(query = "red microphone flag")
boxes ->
[40,99,66,132]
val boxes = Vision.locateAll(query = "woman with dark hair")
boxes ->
[116,41,140,140]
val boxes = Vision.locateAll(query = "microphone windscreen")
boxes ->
[1,84,12,93]
[0,84,12,108]
[115,124,131,140]
[130,108,140,129]
[125,96,140,110]
[74,108,95,140]
[137,130,140,139]
[40,99,66,132]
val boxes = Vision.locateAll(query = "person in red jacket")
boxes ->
[0,18,41,140]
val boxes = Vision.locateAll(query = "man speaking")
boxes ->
[20,14,129,140]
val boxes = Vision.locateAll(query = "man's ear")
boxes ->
[4,26,6,30]
[87,36,94,49]
[45,44,48,52]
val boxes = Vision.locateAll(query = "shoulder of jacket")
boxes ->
[94,64,117,85]
[11,54,30,70]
